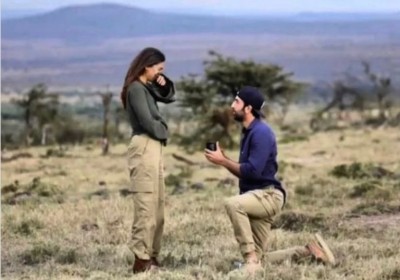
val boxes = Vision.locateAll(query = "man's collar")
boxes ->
[242,118,259,133]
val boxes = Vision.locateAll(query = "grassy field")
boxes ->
[1,125,400,279]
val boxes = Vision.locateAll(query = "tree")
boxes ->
[310,81,364,124]
[204,51,304,124]
[176,51,304,151]
[12,84,59,146]
[309,62,394,131]
[99,90,113,155]
[362,62,392,121]
[114,103,127,140]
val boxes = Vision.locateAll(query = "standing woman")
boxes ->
[121,47,175,274]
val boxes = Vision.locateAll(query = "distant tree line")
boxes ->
[1,84,125,154]
[2,53,399,153]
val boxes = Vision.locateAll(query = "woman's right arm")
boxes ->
[128,84,168,140]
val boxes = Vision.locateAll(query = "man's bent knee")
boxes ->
[224,196,241,212]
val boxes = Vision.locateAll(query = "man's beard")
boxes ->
[233,110,245,122]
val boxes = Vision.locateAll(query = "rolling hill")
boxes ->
[2,3,400,41]
[2,3,400,89]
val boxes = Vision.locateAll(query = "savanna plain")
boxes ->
[1,121,400,280]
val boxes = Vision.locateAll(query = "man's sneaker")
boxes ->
[306,233,336,265]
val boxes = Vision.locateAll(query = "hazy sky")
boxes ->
[3,0,400,14]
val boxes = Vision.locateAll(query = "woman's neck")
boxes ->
[138,75,147,84]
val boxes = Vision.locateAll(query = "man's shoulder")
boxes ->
[249,121,276,145]
[253,120,275,135]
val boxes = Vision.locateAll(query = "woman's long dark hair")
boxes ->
[121,47,165,109]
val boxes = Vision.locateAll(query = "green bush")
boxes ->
[21,243,60,265]
[272,211,327,232]
[56,248,79,264]
[350,202,400,216]
[349,181,379,198]
[14,218,43,236]
[330,162,395,179]
[295,185,315,196]
[2,177,65,205]
[165,166,193,187]
[279,134,309,144]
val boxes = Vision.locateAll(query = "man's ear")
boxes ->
[245,105,253,113]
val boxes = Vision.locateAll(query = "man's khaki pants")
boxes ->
[225,188,309,262]
[127,134,165,260]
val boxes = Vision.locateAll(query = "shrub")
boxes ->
[21,243,60,265]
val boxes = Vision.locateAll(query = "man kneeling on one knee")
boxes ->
[205,86,335,272]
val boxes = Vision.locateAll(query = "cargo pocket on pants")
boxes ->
[253,189,282,219]
[127,136,154,193]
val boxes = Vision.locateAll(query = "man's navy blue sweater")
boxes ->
[238,118,286,200]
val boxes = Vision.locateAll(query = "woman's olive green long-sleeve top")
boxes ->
[126,81,172,141]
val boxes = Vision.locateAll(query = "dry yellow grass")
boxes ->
[1,126,400,279]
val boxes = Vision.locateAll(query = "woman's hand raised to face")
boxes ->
[156,74,166,86]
